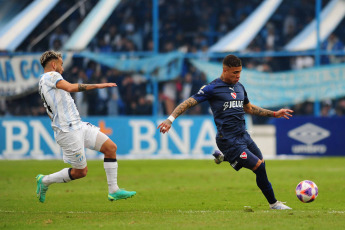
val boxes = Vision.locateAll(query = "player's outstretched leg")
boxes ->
[36,174,49,203]
[108,189,137,201]
[270,201,292,210]
[253,161,292,210]
[213,150,224,164]
[35,168,75,203]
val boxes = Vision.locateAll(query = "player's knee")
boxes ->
[252,159,263,171]
[104,142,117,158]
[110,142,117,154]
[102,141,117,153]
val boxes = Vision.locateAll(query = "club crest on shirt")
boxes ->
[231,92,237,99]
[240,152,247,159]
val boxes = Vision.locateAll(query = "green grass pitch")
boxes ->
[1,158,345,229]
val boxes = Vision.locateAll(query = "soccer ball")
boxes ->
[295,180,318,203]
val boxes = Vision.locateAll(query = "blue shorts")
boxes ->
[216,132,263,171]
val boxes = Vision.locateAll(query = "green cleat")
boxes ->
[36,174,48,203]
[108,189,136,201]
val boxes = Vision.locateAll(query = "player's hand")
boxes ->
[157,120,172,134]
[98,83,117,88]
[275,109,294,119]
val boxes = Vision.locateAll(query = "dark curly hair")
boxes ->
[222,54,242,68]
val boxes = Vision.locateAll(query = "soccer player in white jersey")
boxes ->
[36,50,136,203]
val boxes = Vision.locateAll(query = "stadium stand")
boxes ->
[1,0,345,122]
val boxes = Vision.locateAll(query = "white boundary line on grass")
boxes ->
[1,210,344,214]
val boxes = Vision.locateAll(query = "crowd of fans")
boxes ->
[1,0,345,122]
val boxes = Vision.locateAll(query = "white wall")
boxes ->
[250,125,276,158]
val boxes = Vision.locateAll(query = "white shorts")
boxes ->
[55,122,109,169]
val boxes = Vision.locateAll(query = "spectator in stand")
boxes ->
[321,100,335,117]
[75,69,88,117]
[299,101,314,115]
[284,24,297,44]
[161,80,177,115]
[120,75,137,115]
[181,73,193,103]
[104,25,122,51]
[84,61,96,80]
[291,56,314,70]
[321,33,344,64]
[335,98,345,116]
[96,38,112,53]
[107,86,120,116]
[132,96,152,115]
[49,26,68,50]
[52,38,63,51]
[122,38,137,52]
[125,19,142,51]
[85,70,102,115]
[106,69,122,116]
[0,99,6,116]
[283,9,297,39]
[97,77,110,115]
[265,23,277,51]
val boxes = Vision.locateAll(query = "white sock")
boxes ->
[42,168,72,186]
[104,160,119,194]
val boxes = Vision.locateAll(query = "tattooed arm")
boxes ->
[244,102,294,119]
[157,97,199,133]
[56,80,116,92]
[244,102,274,117]
[171,97,198,119]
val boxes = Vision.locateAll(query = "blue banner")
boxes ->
[0,54,43,98]
[0,116,218,159]
[190,60,345,108]
[79,51,184,82]
[275,117,345,156]
[0,53,73,99]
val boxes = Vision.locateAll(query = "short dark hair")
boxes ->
[40,50,62,68]
[222,54,242,68]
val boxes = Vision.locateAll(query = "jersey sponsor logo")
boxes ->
[223,100,243,110]
[240,152,247,159]
[231,92,237,99]
[229,87,234,91]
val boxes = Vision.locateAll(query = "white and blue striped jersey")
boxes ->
[38,71,81,132]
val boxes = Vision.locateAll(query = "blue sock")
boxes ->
[253,162,277,204]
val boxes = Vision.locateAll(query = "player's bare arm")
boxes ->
[244,102,293,119]
[157,97,198,134]
[244,103,273,116]
[171,97,198,118]
[56,80,117,92]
